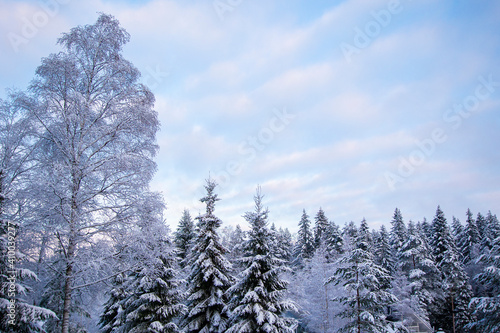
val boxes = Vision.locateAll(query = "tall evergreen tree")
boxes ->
[124,242,186,333]
[469,235,500,332]
[452,216,464,242]
[268,223,280,265]
[343,221,358,240]
[328,219,397,333]
[293,209,315,266]
[389,208,407,265]
[226,188,297,333]
[324,221,344,256]
[420,217,432,244]
[476,212,492,252]
[175,209,196,267]
[358,218,373,252]
[460,209,480,266]
[99,272,129,333]
[451,216,465,265]
[100,200,185,333]
[486,211,500,241]
[275,227,293,264]
[398,221,439,325]
[374,225,394,285]
[227,224,246,266]
[183,179,233,333]
[430,206,474,333]
[314,208,330,248]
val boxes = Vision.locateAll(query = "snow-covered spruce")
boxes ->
[429,206,474,332]
[327,218,397,333]
[468,234,500,332]
[389,208,407,274]
[225,188,297,333]
[396,220,439,326]
[314,208,330,249]
[174,209,197,268]
[458,209,480,266]
[183,179,233,333]
[374,225,394,286]
[292,209,315,267]
[273,226,294,264]
[123,247,186,333]
[99,272,129,333]
[99,203,186,333]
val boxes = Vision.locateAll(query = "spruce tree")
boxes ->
[486,211,500,241]
[226,188,297,333]
[374,225,394,286]
[324,221,344,255]
[359,218,374,252]
[183,179,233,333]
[275,227,293,264]
[389,208,407,265]
[328,218,397,333]
[124,243,186,333]
[293,209,315,266]
[398,221,439,324]
[100,205,185,333]
[476,212,492,252]
[227,224,246,268]
[174,209,196,267]
[99,272,129,333]
[430,206,474,333]
[452,216,464,242]
[314,208,330,248]
[451,216,465,264]
[343,221,358,240]
[469,235,500,332]
[460,209,480,266]
[420,218,432,244]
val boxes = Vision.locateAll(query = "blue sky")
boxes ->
[1,0,499,232]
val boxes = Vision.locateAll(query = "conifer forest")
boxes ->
[1,9,500,333]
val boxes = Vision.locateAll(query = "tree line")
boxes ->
[285,206,499,333]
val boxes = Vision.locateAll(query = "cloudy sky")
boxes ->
[1,0,499,232]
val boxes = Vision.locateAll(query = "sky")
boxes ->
[1,0,499,233]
